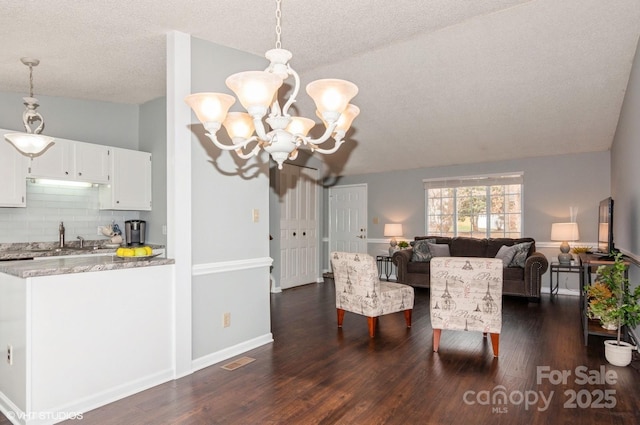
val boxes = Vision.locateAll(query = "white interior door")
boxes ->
[279,164,319,289]
[329,184,367,255]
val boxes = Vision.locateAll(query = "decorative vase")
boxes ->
[604,340,636,367]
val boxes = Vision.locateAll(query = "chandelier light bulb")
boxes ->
[184,93,235,128]
[286,117,316,137]
[223,112,256,140]
[226,71,283,114]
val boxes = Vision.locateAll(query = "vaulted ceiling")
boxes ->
[1,0,638,175]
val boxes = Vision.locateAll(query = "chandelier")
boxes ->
[4,58,55,158]
[185,0,360,169]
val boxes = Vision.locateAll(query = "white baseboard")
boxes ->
[191,333,274,373]
[540,286,580,296]
[1,369,174,425]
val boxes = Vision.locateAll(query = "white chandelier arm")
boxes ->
[235,144,263,159]
[301,120,338,146]
[281,65,300,117]
[307,138,345,155]
[251,116,272,141]
[204,128,260,152]
[23,108,45,134]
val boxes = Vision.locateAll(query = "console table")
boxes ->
[578,253,630,346]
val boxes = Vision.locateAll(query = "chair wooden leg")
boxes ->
[490,333,500,357]
[367,316,377,338]
[337,309,345,327]
[404,309,412,328]
[433,329,442,352]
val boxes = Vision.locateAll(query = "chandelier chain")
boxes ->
[275,0,282,49]
[28,63,34,98]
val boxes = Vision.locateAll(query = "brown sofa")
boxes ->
[391,236,548,301]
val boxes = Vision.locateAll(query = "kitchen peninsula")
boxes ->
[0,250,175,425]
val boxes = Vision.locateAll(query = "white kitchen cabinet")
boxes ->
[29,138,110,184]
[0,130,28,207]
[74,142,110,183]
[99,147,152,211]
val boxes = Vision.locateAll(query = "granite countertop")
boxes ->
[0,255,174,279]
[0,240,172,278]
[0,241,166,261]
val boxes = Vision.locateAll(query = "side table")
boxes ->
[549,261,582,296]
[376,255,393,281]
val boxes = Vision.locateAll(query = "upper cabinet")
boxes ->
[29,138,110,184]
[0,130,28,207]
[99,148,152,211]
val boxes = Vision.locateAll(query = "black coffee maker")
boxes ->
[125,220,146,246]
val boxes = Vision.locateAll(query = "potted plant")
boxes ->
[397,241,410,249]
[588,252,640,366]
[586,282,617,330]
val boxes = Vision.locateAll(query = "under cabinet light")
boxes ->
[32,179,93,188]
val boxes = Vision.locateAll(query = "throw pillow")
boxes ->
[427,242,450,257]
[495,244,518,267]
[508,242,533,268]
[411,239,435,262]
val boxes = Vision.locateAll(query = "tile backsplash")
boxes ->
[0,181,140,243]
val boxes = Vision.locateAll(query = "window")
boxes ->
[424,174,523,238]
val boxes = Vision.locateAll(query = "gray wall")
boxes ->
[330,151,610,265]
[139,96,167,246]
[0,91,146,243]
[611,37,640,336]
[0,92,138,148]
[189,37,272,359]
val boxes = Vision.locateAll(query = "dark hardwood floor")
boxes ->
[3,282,640,425]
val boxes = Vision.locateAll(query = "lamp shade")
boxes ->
[222,112,255,140]
[285,117,316,137]
[551,222,580,241]
[384,223,403,237]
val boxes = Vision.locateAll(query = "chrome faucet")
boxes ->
[77,235,84,248]
[59,221,65,248]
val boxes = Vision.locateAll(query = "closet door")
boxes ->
[279,164,319,289]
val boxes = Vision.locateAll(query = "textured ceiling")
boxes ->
[0,0,638,175]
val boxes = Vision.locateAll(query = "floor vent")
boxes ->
[221,356,256,371]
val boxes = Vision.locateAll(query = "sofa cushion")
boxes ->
[508,242,533,267]
[450,237,487,257]
[487,237,536,257]
[411,238,435,262]
[495,245,518,267]
[428,242,451,257]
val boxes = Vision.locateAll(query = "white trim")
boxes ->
[192,257,273,276]
[191,333,274,373]
[167,30,193,379]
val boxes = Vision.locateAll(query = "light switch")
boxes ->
[252,209,259,223]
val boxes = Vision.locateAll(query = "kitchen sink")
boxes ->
[25,246,99,253]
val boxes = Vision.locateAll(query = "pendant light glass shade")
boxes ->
[5,57,55,158]
[222,112,256,140]
[5,132,54,157]
[225,71,283,114]
[306,79,359,119]
[184,93,236,130]
[286,117,316,137]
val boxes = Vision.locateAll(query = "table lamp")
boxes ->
[551,222,580,265]
[384,223,403,256]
